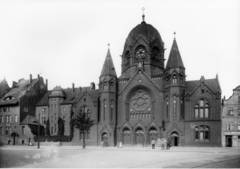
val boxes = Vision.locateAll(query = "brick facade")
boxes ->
[33,17,222,146]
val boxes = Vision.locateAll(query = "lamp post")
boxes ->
[37,113,40,149]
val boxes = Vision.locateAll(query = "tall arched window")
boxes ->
[172,74,177,84]
[195,125,210,141]
[194,99,210,119]
[173,96,177,120]
[110,100,114,121]
[166,100,169,120]
[103,99,106,121]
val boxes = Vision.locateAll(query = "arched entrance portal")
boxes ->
[171,131,179,146]
[148,127,157,144]
[122,127,131,145]
[101,132,109,146]
[135,127,144,145]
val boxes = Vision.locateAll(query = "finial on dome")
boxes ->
[173,32,176,39]
[141,7,145,23]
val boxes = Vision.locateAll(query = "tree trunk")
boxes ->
[82,131,86,149]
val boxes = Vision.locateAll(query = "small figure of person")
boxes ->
[161,138,164,150]
[119,141,122,148]
[151,139,156,149]
[167,137,171,150]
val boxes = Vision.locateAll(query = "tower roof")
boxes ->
[166,37,184,69]
[124,22,163,51]
[100,48,117,77]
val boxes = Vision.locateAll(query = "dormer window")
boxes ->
[4,96,14,101]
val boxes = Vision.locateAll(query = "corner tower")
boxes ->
[99,46,118,146]
[164,35,186,146]
[121,15,165,78]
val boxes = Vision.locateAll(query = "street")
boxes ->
[0,145,240,168]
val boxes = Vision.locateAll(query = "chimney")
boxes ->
[12,81,17,88]
[72,83,75,92]
[37,74,40,79]
[46,79,48,90]
[30,74,32,83]
[90,82,95,90]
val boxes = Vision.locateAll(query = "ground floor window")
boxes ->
[195,125,209,141]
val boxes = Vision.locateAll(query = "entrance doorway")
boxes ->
[148,127,157,144]
[122,127,131,145]
[171,131,179,146]
[135,127,144,145]
[225,135,232,147]
[101,132,109,146]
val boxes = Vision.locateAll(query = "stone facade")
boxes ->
[222,86,240,147]
[35,16,222,146]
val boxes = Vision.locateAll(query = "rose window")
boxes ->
[129,90,151,119]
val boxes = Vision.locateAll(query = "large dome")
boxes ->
[121,20,165,76]
[124,21,163,50]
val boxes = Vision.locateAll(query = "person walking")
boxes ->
[151,139,156,149]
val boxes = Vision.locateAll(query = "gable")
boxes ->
[119,70,163,96]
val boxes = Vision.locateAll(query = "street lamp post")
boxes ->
[37,113,40,149]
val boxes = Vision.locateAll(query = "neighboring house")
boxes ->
[35,84,99,145]
[0,74,47,145]
[222,86,240,147]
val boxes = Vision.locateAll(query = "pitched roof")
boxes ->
[100,48,117,77]
[166,38,184,69]
[36,91,51,106]
[36,86,100,106]
[186,77,221,95]
[0,78,38,106]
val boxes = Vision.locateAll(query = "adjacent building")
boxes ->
[222,86,240,147]
[0,75,47,145]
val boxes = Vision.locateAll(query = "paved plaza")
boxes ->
[0,145,240,168]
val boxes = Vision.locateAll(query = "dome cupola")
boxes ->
[121,15,165,77]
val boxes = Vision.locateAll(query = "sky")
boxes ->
[0,0,239,98]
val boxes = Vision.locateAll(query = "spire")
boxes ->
[100,44,117,77]
[166,33,184,69]
[141,7,145,23]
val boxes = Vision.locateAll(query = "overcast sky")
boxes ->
[0,0,239,98]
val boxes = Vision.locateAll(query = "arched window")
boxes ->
[194,99,210,119]
[195,125,210,141]
[173,96,177,120]
[166,100,169,120]
[135,45,146,63]
[172,74,177,84]
[103,99,106,121]
[110,100,114,121]
[124,51,130,67]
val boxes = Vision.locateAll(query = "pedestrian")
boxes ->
[167,138,171,150]
[119,141,122,148]
[151,139,156,149]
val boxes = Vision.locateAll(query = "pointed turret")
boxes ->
[166,37,184,70]
[99,46,118,146]
[100,48,117,77]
